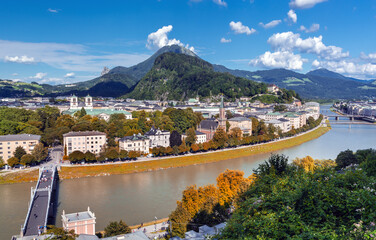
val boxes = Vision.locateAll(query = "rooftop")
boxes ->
[63,131,106,137]
[63,108,132,116]
[62,208,95,223]
[0,134,41,142]
[119,133,149,142]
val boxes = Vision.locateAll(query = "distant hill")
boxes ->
[214,65,376,99]
[126,52,270,101]
[50,45,197,97]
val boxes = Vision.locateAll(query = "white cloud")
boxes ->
[250,51,306,70]
[287,10,297,23]
[220,38,232,43]
[4,55,35,64]
[64,72,75,78]
[146,25,194,52]
[12,73,19,76]
[229,21,256,35]
[299,23,320,33]
[259,20,282,29]
[267,31,349,60]
[312,59,376,79]
[48,8,59,13]
[30,72,47,80]
[213,0,227,6]
[289,0,328,9]
[0,39,150,72]
[360,52,376,64]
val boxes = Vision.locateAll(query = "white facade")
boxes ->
[119,134,150,154]
[63,131,106,155]
[85,95,93,109]
[70,95,78,109]
[196,131,207,144]
[145,127,170,148]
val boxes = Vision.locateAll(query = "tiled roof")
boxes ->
[199,120,218,130]
[119,134,149,141]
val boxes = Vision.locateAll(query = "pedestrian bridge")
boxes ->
[18,166,58,238]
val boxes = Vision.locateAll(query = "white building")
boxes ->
[63,131,106,155]
[265,119,291,133]
[144,126,170,148]
[119,134,150,154]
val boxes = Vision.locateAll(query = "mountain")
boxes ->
[0,80,50,97]
[49,45,197,97]
[126,52,270,101]
[214,65,376,99]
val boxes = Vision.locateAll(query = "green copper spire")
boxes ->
[220,94,224,109]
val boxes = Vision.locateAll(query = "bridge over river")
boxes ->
[12,165,58,239]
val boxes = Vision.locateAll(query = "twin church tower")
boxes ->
[70,95,93,110]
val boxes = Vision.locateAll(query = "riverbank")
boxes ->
[0,125,330,184]
[0,168,39,184]
[58,125,330,180]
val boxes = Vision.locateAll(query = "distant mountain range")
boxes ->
[1,44,375,99]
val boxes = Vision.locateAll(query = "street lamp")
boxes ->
[154,216,157,232]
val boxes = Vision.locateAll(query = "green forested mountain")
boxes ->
[213,65,376,99]
[126,52,268,101]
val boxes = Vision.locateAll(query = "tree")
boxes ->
[336,149,358,169]
[274,104,287,112]
[170,130,182,147]
[185,128,197,146]
[179,185,200,218]
[20,154,36,166]
[103,220,131,237]
[119,150,128,159]
[293,156,315,172]
[45,225,77,240]
[169,203,191,238]
[254,154,290,177]
[84,151,96,163]
[213,127,228,149]
[216,169,250,206]
[191,144,200,152]
[69,151,85,163]
[0,157,4,168]
[7,157,20,167]
[14,146,27,160]
[128,151,140,159]
[32,143,48,163]
[178,140,188,154]
[106,149,119,161]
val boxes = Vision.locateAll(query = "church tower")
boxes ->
[70,95,78,109]
[218,95,226,129]
[85,95,93,109]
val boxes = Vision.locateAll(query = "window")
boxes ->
[23,142,26,144]
[15,142,18,144]
[7,142,10,145]
[8,151,10,154]
[8,147,10,149]
[0,152,2,154]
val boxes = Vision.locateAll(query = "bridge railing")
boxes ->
[43,166,57,233]
[21,167,45,236]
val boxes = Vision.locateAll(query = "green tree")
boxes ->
[274,104,287,112]
[20,154,36,166]
[104,220,131,237]
[69,151,85,163]
[336,149,358,169]
[32,143,48,163]
[185,128,197,146]
[14,146,27,160]
[106,149,119,161]
[254,154,290,177]
[84,151,96,163]
[7,157,20,167]
[170,130,182,147]
[169,203,191,238]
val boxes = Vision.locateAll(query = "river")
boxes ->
[1,105,376,239]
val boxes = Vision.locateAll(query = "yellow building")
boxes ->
[0,134,41,163]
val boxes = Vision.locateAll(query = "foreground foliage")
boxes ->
[220,150,376,239]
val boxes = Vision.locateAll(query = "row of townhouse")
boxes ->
[0,134,41,163]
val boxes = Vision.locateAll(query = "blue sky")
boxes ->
[0,0,375,84]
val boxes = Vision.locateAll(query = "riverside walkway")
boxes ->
[20,165,58,237]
